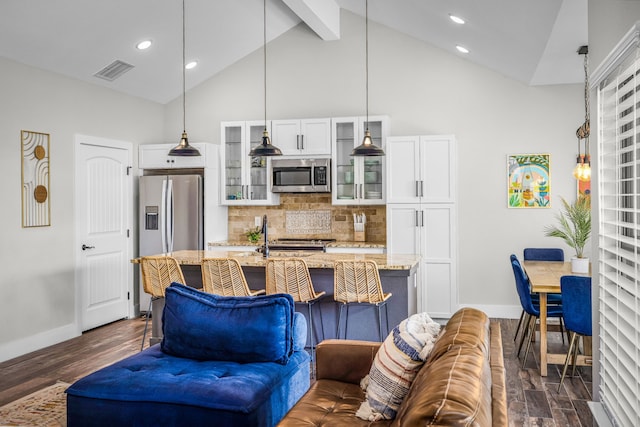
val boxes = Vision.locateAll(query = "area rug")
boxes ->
[0,382,69,427]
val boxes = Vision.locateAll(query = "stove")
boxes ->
[267,238,336,252]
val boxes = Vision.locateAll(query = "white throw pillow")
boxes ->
[356,312,441,421]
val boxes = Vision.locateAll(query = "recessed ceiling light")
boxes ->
[449,14,465,25]
[136,40,152,50]
[185,61,198,70]
[456,45,469,54]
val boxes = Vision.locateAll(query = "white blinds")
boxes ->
[597,42,640,427]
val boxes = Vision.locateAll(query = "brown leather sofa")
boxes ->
[278,307,508,426]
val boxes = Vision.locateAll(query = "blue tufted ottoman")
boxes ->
[67,284,310,427]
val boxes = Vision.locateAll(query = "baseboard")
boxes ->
[0,323,80,364]
[587,402,614,427]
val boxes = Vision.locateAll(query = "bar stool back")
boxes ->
[201,258,264,296]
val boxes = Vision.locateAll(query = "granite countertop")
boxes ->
[134,249,418,271]
[208,241,387,249]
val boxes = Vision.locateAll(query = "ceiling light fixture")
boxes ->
[136,40,152,50]
[248,0,282,157]
[169,0,200,157]
[573,45,591,182]
[449,14,465,24]
[185,60,198,70]
[352,0,385,157]
[456,45,469,54]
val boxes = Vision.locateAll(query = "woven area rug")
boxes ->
[0,382,68,427]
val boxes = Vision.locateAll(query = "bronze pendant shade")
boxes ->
[169,0,201,157]
[248,0,282,157]
[352,0,384,157]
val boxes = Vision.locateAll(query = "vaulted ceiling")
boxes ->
[0,0,587,104]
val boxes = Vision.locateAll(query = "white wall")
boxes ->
[588,1,640,69]
[0,57,164,361]
[164,11,584,316]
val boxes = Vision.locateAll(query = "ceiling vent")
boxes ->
[94,60,134,81]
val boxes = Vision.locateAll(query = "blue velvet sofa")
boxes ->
[66,283,310,427]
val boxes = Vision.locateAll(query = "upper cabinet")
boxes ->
[386,135,456,204]
[220,121,279,206]
[139,143,207,169]
[270,118,331,156]
[332,116,388,205]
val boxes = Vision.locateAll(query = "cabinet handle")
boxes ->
[415,211,419,227]
[360,184,363,199]
[421,210,424,227]
[354,184,358,199]
[296,135,300,150]
[300,135,304,150]
[420,181,424,197]
[415,181,419,197]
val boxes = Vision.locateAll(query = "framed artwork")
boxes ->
[507,153,550,208]
[21,130,50,227]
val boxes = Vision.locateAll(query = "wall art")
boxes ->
[507,153,550,208]
[21,130,50,227]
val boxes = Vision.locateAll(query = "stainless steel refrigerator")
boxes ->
[139,173,203,310]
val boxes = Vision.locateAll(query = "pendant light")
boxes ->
[351,0,385,157]
[573,45,591,181]
[169,0,201,157]
[248,0,282,157]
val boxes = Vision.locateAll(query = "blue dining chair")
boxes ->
[511,254,565,345]
[511,259,565,368]
[558,275,592,392]
[516,249,565,341]
[523,248,564,262]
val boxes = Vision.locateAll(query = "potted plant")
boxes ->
[544,195,591,273]
[245,226,262,244]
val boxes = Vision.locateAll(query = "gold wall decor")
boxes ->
[21,130,50,227]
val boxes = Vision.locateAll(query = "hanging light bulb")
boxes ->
[169,0,200,157]
[248,0,282,157]
[352,0,385,157]
[573,45,591,181]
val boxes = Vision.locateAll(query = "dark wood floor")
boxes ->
[0,316,596,426]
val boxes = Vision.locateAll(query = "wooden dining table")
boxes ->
[523,260,592,376]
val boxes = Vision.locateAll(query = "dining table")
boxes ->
[523,260,592,376]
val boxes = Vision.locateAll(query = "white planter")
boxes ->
[571,257,589,274]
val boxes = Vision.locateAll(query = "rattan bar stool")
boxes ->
[333,260,392,341]
[139,256,186,351]
[201,258,265,296]
[265,258,326,368]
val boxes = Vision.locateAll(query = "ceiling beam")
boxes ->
[283,0,340,41]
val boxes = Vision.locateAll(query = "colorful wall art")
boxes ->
[507,154,550,208]
[21,130,50,227]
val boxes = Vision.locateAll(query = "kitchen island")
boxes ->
[135,249,420,345]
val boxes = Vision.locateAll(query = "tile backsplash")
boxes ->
[227,194,386,243]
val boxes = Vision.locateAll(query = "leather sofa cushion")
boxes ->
[391,308,492,426]
[162,282,297,364]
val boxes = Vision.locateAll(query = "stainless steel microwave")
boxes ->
[271,158,331,193]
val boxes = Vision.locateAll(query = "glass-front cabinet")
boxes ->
[332,116,388,205]
[220,121,279,206]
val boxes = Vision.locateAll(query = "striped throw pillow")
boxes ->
[356,312,441,421]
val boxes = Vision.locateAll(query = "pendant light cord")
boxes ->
[182,0,186,134]
[365,0,369,130]
[264,0,267,132]
[583,50,590,156]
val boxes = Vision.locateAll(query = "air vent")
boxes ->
[94,60,134,81]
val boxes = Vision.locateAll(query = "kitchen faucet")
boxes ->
[261,214,269,258]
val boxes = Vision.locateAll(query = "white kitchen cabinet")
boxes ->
[220,121,279,206]
[386,135,457,318]
[386,135,455,204]
[139,143,207,169]
[270,118,331,156]
[332,116,388,205]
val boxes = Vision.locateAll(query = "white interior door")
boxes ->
[75,135,133,331]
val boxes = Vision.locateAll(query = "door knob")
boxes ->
[82,244,95,250]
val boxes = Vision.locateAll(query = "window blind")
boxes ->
[597,39,640,427]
